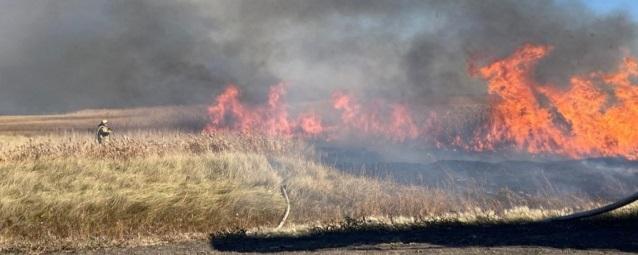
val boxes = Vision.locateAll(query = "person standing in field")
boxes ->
[96,119,112,144]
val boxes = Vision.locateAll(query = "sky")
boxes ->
[585,0,638,18]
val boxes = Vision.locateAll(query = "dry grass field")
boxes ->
[0,131,460,252]
[0,105,208,136]
[0,106,634,253]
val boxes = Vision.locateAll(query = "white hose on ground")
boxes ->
[275,185,290,230]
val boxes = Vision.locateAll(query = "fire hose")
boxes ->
[275,185,290,230]
[544,191,638,222]
[269,172,637,228]
[269,188,637,227]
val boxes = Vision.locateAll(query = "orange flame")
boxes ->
[331,91,422,142]
[205,85,429,141]
[474,44,638,159]
[298,113,324,135]
[205,83,297,137]
[205,44,638,159]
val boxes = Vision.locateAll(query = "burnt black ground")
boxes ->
[211,214,638,253]
[319,145,638,201]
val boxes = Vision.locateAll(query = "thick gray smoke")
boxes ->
[0,0,634,114]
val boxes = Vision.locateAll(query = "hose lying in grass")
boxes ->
[275,185,290,230]
[545,191,638,222]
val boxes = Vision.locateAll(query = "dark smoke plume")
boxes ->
[0,0,634,114]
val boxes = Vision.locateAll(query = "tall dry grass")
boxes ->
[1,131,630,252]
[0,132,454,252]
[0,131,309,162]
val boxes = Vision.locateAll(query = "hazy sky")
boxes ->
[585,0,638,18]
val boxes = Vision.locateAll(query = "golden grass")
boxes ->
[0,109,632,252]
[0,131,309,162]
[0,153,284,251]
[0,132,454,252]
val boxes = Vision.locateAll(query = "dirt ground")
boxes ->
[47,241,632,255]
[42,215,638,255]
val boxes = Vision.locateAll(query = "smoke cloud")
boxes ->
[0,0,635,114]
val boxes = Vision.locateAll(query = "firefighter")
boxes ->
[96,119,112,144]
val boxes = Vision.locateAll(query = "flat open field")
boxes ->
[0,105,208,135]
[0,106,636,254]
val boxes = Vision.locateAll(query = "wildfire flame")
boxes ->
[205,83,296,137]
[204,83,428,141]
[204,44,638,159]
[476,44,638,159]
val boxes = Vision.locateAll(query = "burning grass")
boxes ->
[203,44,638,160]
